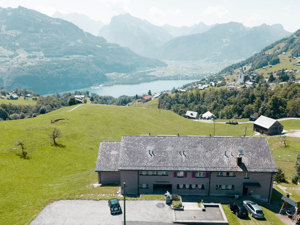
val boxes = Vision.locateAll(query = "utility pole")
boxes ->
[213,118,216,136]
[123,182,126,225]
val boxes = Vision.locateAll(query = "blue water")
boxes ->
[80,80,197,98]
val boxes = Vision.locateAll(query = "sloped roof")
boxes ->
[254,115,278,129]
[96,141,121,171]
[202,111,215,118]
[95,135,277,173]
[185,111,198,118]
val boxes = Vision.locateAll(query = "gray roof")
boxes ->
[96,136,277,173]
[254,115,278,129]
[96,141,121,171]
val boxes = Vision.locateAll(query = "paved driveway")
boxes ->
[30,200,174,225]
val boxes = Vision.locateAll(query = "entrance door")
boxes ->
[243,186,248,196]
[153,184,172,194]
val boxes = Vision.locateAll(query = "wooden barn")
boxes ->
[254,115,283,135]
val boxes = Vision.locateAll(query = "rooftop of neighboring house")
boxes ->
[254,115,281,129]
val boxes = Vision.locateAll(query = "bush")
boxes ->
[10,113,20,120]
[172,200,183,209]
[39,106,47,114]
[172,194,180,201]
[291,174,299,184]
[274,168,286,183]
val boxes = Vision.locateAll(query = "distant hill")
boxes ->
[159,22,291,61]
[162,23,211,37]
[53,11,104,36]
[99,14,173,58]
[0,7,165,94]
[219,29,300,75]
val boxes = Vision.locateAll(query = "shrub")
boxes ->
[172,200,183,209]
[39,106,47,114]
[291,174,299,184]
[274,168,286,183]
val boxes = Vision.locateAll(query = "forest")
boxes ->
[158,82,300,119]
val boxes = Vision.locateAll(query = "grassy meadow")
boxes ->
[0,97,37,105]
[0,103,299,224]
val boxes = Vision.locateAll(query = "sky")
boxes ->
[0,0,299,32]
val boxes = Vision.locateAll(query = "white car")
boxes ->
[243,200,264,219]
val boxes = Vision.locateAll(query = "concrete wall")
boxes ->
[98,172,120,185]
[120,171,139,195]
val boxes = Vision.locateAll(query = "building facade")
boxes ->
[96,136,277,202]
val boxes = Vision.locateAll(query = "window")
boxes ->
[177,171,184,178]
[244,172,249,179]
[216,184,234,190]
[139,171,168,176]
[197,184,205,190]
[217,171,236,177]
[139,184,149,189]
[195,172,206,178]
[162,171,168,176]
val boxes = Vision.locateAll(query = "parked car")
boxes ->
[108,198,122,215]
[243,200,264,219]
[229,201,248,218]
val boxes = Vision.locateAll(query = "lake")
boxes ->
[80,80,197,98]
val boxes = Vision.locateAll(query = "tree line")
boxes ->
[158,82,300,119]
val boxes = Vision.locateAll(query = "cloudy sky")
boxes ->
[0,0,299,32]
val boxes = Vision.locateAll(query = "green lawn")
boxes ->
[0,104,298,225]
[0,97,37,105]
[223,204,284,225]
[280,119,300,130]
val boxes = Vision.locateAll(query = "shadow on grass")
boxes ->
[52,143,66,148]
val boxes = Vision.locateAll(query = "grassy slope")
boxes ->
[0,97,37,105]
[0,104,254,225]
[0,104,298,225]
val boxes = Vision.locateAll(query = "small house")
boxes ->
[202,111,216,120]
[141,95,152,103]
[8,93,19,100]
[185,111,198,119]
[249,113,259,121]
[254,115,283,135]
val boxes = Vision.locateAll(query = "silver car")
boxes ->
[242,200,264,219]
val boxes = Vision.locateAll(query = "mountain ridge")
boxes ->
[0,7,165,94]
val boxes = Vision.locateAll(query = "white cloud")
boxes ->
[203,5,229,18]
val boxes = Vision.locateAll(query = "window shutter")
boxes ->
[205,172,209,178]
[192,172,195,178]
[184,172,187,177]
[174,172,177,177]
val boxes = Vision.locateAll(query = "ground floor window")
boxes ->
[139,184,149,189]
[177,184,205,190]
[216,184,235,190]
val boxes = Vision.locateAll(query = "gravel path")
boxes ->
[69,104,82,112]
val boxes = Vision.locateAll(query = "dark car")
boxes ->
[108,198,122,215]
[229,201,248,218]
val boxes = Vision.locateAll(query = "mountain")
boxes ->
[162,23,211,37]
[159,22,291,61]
[53,11,104,36]
[0,7,165,94]
[219,29,300,75]
[99,14,173,57]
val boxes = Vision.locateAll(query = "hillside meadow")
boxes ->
[0,104,299,225]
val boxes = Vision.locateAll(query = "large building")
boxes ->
[96,135,277,202]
